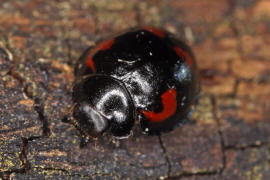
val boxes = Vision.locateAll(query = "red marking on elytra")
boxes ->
[86,39,115,72]
[141,89,177,123]
[143,26,165,38]
[174,46,193,68]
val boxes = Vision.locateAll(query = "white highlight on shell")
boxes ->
[95,89,128,123]
[182,96,186,101]
[113,111,125,123]
[82,104,107,132]
[117,58,136,64]
[174,63,192,82]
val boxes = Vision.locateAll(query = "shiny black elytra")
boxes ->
[72,27,199,138]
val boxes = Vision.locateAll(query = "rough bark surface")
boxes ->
[0,0,270,179]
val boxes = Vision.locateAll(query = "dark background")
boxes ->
[1,0,270,179]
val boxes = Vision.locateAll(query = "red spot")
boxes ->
[86,39,115,72]
[143,26,165,38]
[141,89,177,123]
[174,46,193,68]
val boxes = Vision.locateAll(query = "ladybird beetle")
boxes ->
[72,27,199,138]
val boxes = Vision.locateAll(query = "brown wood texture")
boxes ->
[1,0,270,179]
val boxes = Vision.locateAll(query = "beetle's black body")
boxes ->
[72,27,199,138]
